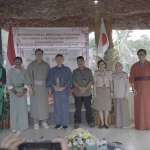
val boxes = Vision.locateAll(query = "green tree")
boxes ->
[89,37,96,51]
[127,35,150,60]
[89,37,120,72]
[113,30,137,73]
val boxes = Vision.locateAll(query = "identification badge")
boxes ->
[82,79,86,84]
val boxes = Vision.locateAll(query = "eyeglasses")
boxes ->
[137,53,145,56]
[99,64,105,65]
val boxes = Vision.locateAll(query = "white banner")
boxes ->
[12,27,89,71]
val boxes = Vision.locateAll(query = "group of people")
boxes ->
[93,48,150,130]
[5,49,95,132]
[93,60,130,129]
[0,48,149,132]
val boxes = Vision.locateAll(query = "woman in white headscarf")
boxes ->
[112,62,130,128]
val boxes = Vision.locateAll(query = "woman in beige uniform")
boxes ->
[113,62,130,128]
[93,60,113,129]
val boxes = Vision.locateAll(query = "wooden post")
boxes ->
[104,18,114,49]
[2,120,5,129]
[5,117,9,129]
[94,18,101,49]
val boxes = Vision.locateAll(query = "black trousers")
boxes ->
[74,95,93,124]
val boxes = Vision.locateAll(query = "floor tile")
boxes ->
[107,133,130,140]
[129,133,150,140]
[137,148,150,150]
[43,129,65,140]
[132,140,150,149]
[108,139,137,150]
[0,129,12,144]
[0,123,150,150]
[137,149,150,150]
[21,127,47,141]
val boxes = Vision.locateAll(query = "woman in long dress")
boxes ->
[113,62,130,128]
[6,57,28,132]
[93,60,113,129]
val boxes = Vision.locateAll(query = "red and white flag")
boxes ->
[6,22,16,72]
[98,18,109,58]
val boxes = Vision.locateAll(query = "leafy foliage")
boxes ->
[127,35,150,60]
[104,49,120,72]
[89,37,96,51]
[3,88,10,119]
[90,43,120,72]
[113,30,150,61]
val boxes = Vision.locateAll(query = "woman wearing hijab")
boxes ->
[112,62,130,128]
[93,60,114,129]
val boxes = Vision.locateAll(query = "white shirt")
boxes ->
[94,70,112,87]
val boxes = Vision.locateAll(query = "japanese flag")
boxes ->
[98,18,109,58]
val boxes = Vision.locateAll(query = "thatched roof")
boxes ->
[0,0,149,31]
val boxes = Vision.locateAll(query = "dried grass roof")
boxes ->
[0,0,149,31]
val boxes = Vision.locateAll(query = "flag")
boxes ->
[6,22,16,72]
[98,18,109,58]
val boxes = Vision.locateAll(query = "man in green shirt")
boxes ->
[73,56,94,129]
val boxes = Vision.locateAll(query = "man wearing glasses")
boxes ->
[129,49,150,130]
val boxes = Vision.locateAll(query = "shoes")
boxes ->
[12,130,17,133]
[99,124,105,129]
[74,123,79,129]
[55,125,67,130]
[104,124,109,129]
[55,125,62,129]
[34,124,39,130]
[42,122,49,129]
[63,126,68,130]
[89,122,95,128]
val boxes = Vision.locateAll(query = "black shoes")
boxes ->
[99,124,109,129]
[104,124,109,129]
[55,125,68,130]
[63,126,68,130]
[89,122,95,128]
[99,124,105,129]
[55,125,62,129]
[74,123,95,129]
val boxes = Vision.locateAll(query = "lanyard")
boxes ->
[79,69,85,79]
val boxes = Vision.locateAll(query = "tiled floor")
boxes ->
[0,122,150,150]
